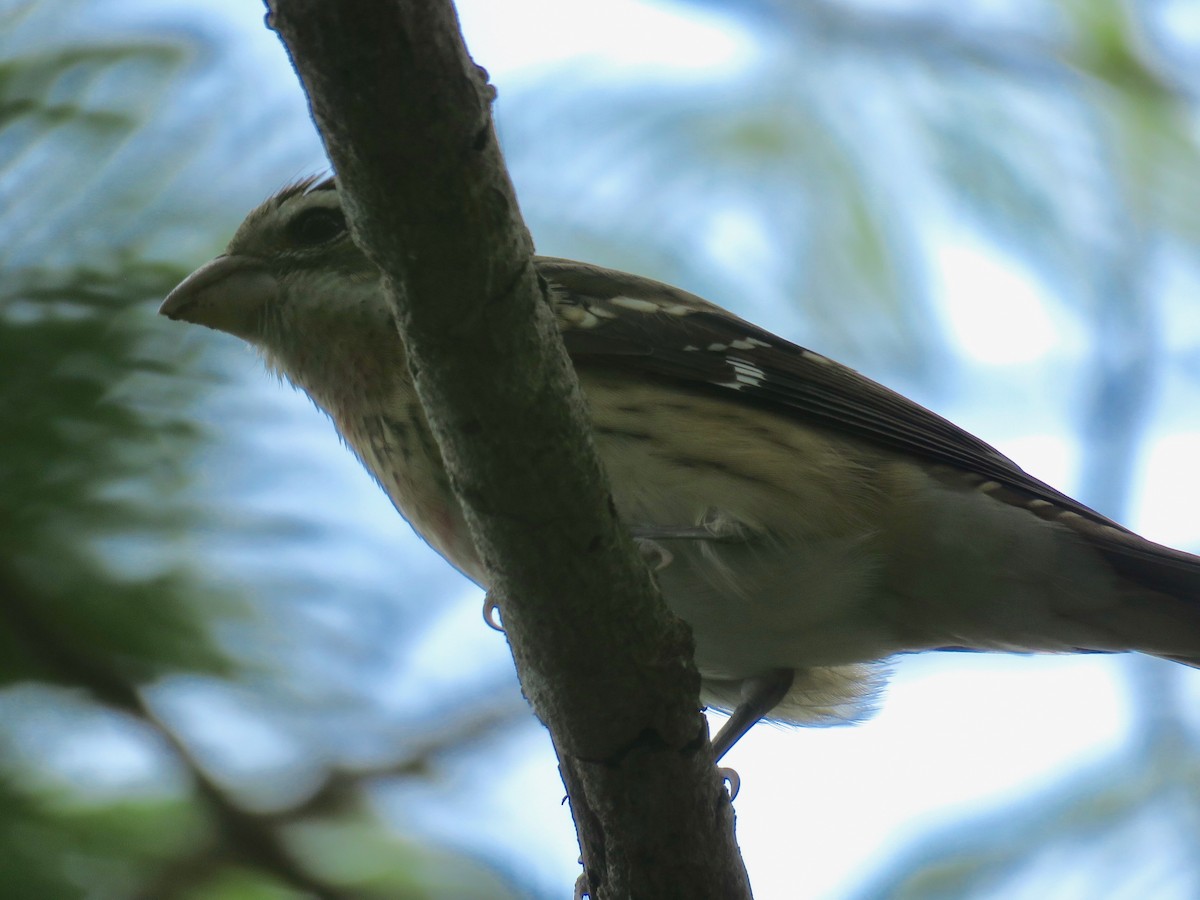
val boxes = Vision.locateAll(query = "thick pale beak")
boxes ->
[159,255,278,342]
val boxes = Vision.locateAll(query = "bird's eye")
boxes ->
[285,206,347,247]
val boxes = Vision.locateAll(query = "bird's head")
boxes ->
[160,177,406,411]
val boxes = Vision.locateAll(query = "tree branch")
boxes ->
[0,574,346,899]
[265,1,751,897]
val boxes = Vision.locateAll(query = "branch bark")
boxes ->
[265,1,752,897]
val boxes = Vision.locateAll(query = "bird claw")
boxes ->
[635,537,674,571]
[482,592,504,632]
[698,506,755,542]
[719,766,741,800]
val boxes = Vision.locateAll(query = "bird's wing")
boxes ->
[539,257,1200,596]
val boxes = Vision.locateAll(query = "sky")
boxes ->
[97,0,1200,897]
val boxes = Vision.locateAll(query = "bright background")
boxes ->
[4,1,1200,897]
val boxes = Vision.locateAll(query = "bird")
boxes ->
[161,175,1200,762]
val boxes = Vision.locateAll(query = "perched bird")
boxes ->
[162,176,1200,760]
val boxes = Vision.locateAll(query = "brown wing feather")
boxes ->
[538,257,1200,598]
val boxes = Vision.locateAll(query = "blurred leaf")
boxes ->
[855,734,1200,899]
[286,816,525,899]
[505,69,942,380]
[0,0,231,687]
[0,775,205,900]
[0,4,533,896]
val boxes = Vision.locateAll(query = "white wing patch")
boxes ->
[800,348,835,365]
[558,305,605,329]
[717,355,767,390]
[730,337,771,350]
[610,295,662,314]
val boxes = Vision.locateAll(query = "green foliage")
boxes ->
[0,776,206,900]
[506,70,939,377]
[0,3,526,897]
[0,1,224,686]
[1,261,229,688]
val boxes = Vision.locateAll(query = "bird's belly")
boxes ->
[588,382,1130,682]
[345,406,487,584]
[651,534,894,675]
[588,383,903,677]
[357,376,1139,727]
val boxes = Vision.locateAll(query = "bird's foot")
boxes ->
[482,592,504,632]
[719,766,741,800]
[710,669,795,763]
[634,537,674,571]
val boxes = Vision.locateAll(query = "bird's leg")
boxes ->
[631,507,758,571]
[631,509,781,794]
[711,669,794,762]
[630,506,756,544]
[711,669,794,798]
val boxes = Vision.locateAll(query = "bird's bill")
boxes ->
[159,254,277,341]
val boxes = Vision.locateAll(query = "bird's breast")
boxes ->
[340,400,485,584]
